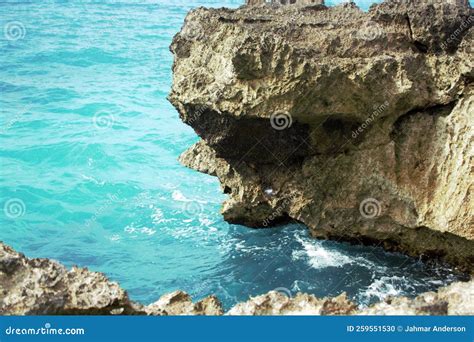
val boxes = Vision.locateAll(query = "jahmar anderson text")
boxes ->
[404,325,466,332]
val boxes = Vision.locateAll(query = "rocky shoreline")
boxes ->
[1,0,473,317]
[1,242,473,315]
[170,0,474,271]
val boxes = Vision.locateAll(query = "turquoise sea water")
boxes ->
[1,1,470,310]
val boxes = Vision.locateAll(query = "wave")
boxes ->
[293,235,353,269]
[356,276,408,305]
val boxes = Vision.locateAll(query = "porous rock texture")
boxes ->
[0,243,222,316]
[170,0,474,271]
[227,280,474,315]
[358,280,474,315]
[227,292,358,315]
[1,243,473,315]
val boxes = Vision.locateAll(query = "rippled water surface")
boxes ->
[1,0,469,310]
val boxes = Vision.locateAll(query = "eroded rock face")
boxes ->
[359,280,474,315]
[0,243,222,316]
[227,281,474,315]
[146,291,223,316]
[170,0,474,270]
[0,243,472,315]
[0,243,141,315]
[227,292,357,315]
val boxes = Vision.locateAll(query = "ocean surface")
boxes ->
[1,0,470,310]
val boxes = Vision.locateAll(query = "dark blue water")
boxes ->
[0,0,469,310]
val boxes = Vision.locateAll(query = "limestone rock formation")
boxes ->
[0,243,222,316]
[358,280,474,315]
[170,0,474,271]
[227,280,474,315]
[146,291,223,316]
[227,292,357,315]
[0,243,140,315]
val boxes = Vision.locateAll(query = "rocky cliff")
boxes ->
[1,243,473,315]
[170,0,474,271]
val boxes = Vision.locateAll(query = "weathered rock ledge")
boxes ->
[0,243,222,316]
[1,243,473,315]
[170,0,474,271]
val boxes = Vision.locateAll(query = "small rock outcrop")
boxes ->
[170,0,474,271]
[1,243,472,315]
[227,292,357,315]
[0,243,140,315]
[146,291,223,316]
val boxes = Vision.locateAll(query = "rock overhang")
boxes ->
[170,0,474,271]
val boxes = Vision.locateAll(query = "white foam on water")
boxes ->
[357,276,407,305]
[151,208,163,221]
[140,227,156,236]
[199,217,214,226]
[124,225,137,234]
[233,241,271,254]
[151,207,176,224]
[171,190,188,202]
[171,190,209,205]
[352,256,384,272]
[80,174,105,185]
[109,234,121,242]
[294,236,353,269]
